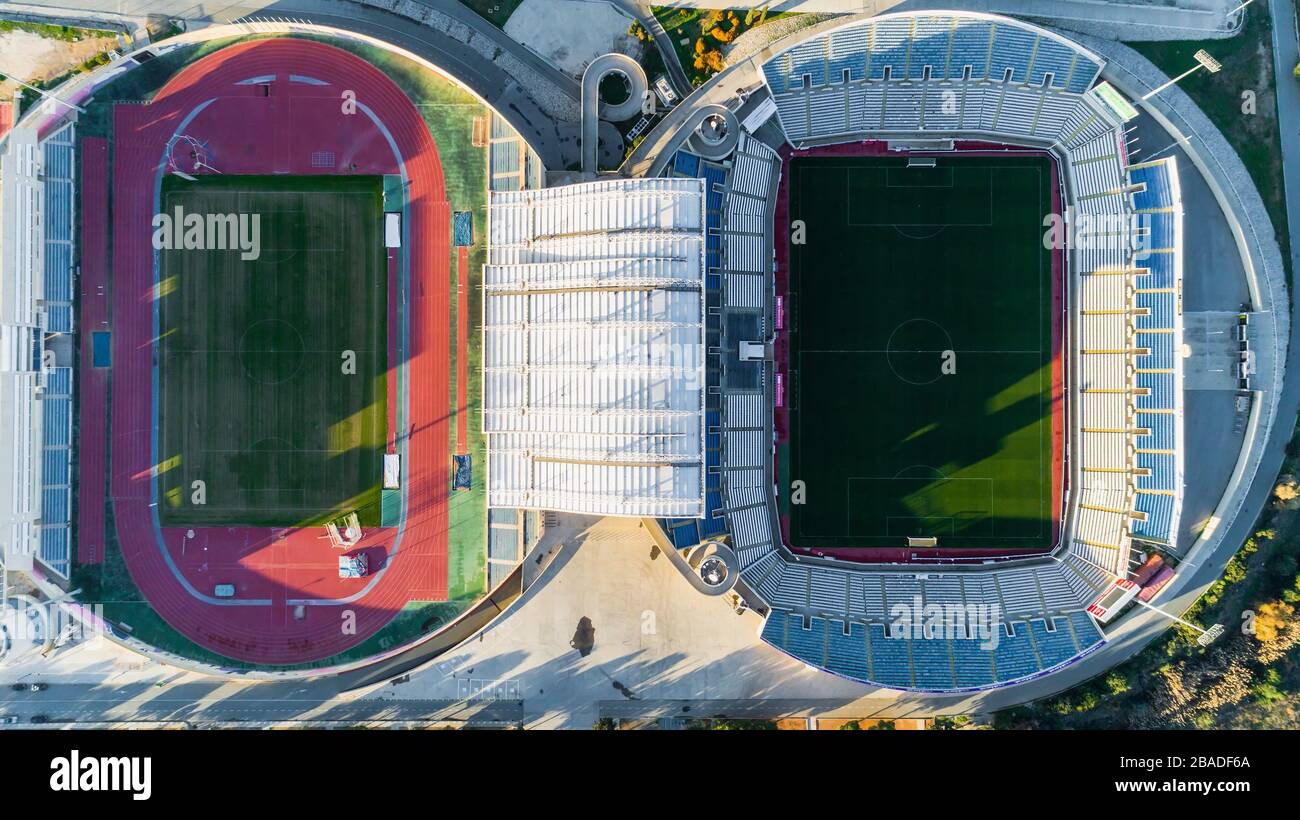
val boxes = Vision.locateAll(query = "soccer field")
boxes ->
[157,175,387,527]
[786,154,1058,550]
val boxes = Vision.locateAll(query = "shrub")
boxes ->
[1104,671,1131,695]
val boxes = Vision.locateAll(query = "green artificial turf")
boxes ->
[786,154,1056,549]
[156,174,387,527]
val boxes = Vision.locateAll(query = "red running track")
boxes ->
[109,40,450,664]
[77,137,110,566]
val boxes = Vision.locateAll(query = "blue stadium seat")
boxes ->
[1030,40,1076,88]
[1136,410,1176,451]
[827,620,871,680]
[1143,212,1177,250]
[1136,452,1177,491]
[1030,617,1078,669]
[989,25,1034,83]
[42,398,72,446]
[39,528,70,575]
[1135,331,1175,370]
[1135,372,1175,410]
[909,16,951,79]
[1141,252,1177,290]
[786,39,828,88]
[951,635,996,687]
[1133,493,1175,541]
[1069,610,1104,649]
[911,633,954,689]
[672,151,701,178]
[868,623,913,688]
[871,18,912,79]
[786,614,826,664]
[992,622,1039,681]
[828,26,869,82]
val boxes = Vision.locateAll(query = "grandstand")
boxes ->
[651,132,782,556]
[762,609,1104,691]
[1126,158,1184,545]
[632,10,1186,691]
[0,122,77,579]
[484,177,708,518]
[762,14,1104,144]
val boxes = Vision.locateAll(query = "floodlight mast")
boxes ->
[1132,597,1225,645]
[1225,0,1258,19]
[0,73,87,114]
[1141,50,1222,100]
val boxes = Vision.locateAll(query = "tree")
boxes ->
[1253,600,1300,664]
[1253,600,1294,643]
[698,10,724,36]
[710,11,742,43]
[931,715,970,730]
[1104,670,1131,695]
[1251,668,1285,704]
[693,44,725,75]
[1274,475,1300,508]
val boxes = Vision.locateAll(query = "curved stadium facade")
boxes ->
[621,11,1188,691]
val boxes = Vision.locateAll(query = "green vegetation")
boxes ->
[1130,4,1291,282]
[685,718,778,729]
[457,0,524,29]
[0,19,115,41]
[157,174,387,528]
[787,155,1056,550]
[627,19,669,98]
[652,5,794,87]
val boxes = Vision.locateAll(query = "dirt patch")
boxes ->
[0,27,119,99]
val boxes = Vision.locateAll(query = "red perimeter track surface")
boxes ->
[78,138,109,566]
[101,39,450,664]
[773,140,1066,565]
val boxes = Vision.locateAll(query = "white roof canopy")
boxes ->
[485,178,707,518]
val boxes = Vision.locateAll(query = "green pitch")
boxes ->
[157,175,387,527]
[786,155,1056,550]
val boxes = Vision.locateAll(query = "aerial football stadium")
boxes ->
[0,9,1287,697]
